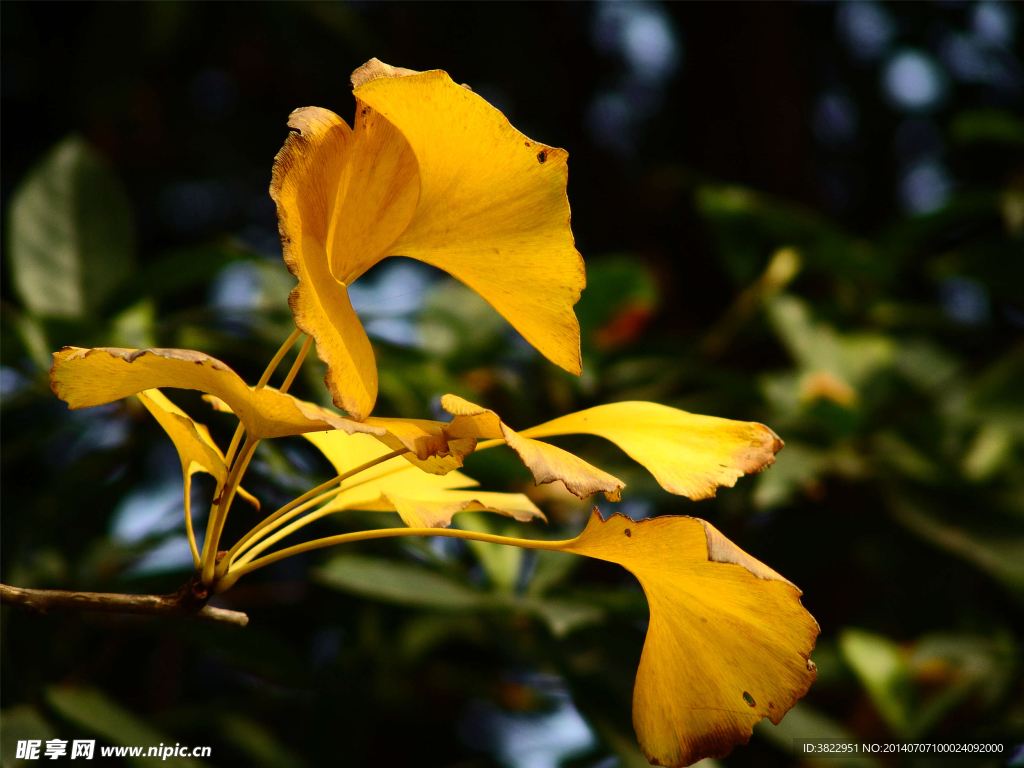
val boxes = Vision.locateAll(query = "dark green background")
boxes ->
[2,3,1022,767]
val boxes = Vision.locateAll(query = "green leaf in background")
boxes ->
[44,686,206,767]
[1003,188,1024,238]
[695,184,875,283]
[961,423,1015,482]
[752,442,830,511]
[7,307,52,371]
[0,705,57,768]
[767,294,894,395]
[8,135,135,319]
[527,549,582,596]
[967,345,1024,435]
[701,246,802,358]
[838,629,914,737]
[888,494,1024,593]
[909,633,1017,737]
[314,554,603,638]
[419,279,508,360]
[111,298,157,350]
[951,109,1024,147]
[456,512,525,592]
[523,598,604,639]
[314,554,486,611]
[872,432,942,484]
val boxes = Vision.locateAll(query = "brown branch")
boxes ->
[0,583,249,627]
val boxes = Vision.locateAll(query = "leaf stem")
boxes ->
[184,476,201,568]
[202,435,257,584]
[217,526,571,593]
[201,329,310,581]
[229,491,339,568]
[223,328,302,467]
[228,459,425,568]
[221,449,409,575]
[279,335,313,393]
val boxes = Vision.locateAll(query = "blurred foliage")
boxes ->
[2,2,1024,768]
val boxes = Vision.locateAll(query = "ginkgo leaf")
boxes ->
[303,429,475,496]
[303,430,543,529]
[363,416,476,475]
[139,389,260,507]
[133,389,257,567]
[353,65,585,375]
[227,503,816,762]
[517,401,784,501]
[50,347,383,440]
[204,392,473,475]
[137,389,228,485]
[136,389,225,567]
[270,107,378,421]
[271,60,585,417]
[556,511,818,767]
[381,492,542,529]
[442,394,625,500]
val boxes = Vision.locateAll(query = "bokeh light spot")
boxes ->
[883,50,947,112]
[837,1,896,62]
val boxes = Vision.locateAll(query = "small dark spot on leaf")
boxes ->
[524,141,530,147]
[537,151,547,163]
[624,529,631,537]
[743,692,756,707]
[361,109,367,116]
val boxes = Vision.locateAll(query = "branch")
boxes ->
[0,583,249,627]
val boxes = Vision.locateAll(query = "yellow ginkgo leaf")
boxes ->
[353,65,585,374]
[442,394,625,501]
[134,390,260,565]
[518,401,784,501]
[303,430,543,528]
[382,491,542,529]
[50,347,383,440]
[136,389,227,567]
[271,107,378,421]
[140,390,260,505]
[204,392,474,475]
[363,416,476,475]
[557,511,818,767]
[271,59,585,418]
[303,429,474,495]
[137,389,228,486]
